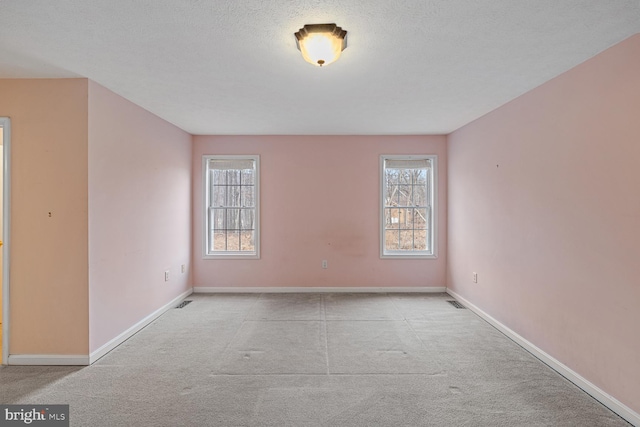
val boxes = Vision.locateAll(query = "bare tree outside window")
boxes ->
[381,156,435,257]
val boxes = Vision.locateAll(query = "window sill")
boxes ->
[203,253,260,260]
[380,253,437,259]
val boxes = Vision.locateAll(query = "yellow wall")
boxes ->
[0,79,89,355]
[0,128,3,322]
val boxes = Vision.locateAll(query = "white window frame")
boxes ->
[380,154,437,259]
[202,155,260,259]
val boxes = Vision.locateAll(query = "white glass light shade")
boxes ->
[294,24,347,67]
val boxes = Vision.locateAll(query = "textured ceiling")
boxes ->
[1,1,639,135]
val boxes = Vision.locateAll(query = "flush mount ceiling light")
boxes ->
[294,23,348,67]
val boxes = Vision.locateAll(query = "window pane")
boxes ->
[227,231,241,251]
[387,208,400,227]
[212,169,226,185]
[240,209,255,230]
[384,208,395,228]
[397,185,412,206]
[384,186,396,205]
[385,230,400,250]
[399,231,414,250]
[385,174,399,201]
[414,229,427,250]
[212,185,226,207]
[226,208,240,230]
[242,169,255,185]
[385,169,399,184]
[412,169,426,184]
[414,208,427,229]
[240,231,255,251]
[227,170,241,185]
[413,185,426,207]
[241,186,255,207]
[213,231,227,251]
[226,185,241,207]
[398,208,413,229]
[398,169,412,184]
[384,194,394,207]
[212,208,225,230]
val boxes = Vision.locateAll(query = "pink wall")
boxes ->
[193,135,447,288]
[447,34,640,414]
[0,79,89,354]
[88,81,192,353]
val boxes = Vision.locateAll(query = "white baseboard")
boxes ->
[8,354,90,366]
[446,289,640,427]
[193,286,447,293]
[89,288,193,364]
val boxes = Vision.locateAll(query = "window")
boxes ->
[203,155,259,258]
[381,155,437,258]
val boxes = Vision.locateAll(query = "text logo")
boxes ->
[0,405,68,426]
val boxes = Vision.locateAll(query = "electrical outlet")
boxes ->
[473,272,478,283]
[164,270,170,281]
[322,260,328,269]
[181,264,186,273]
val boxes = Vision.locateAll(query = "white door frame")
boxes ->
[1,117,11,365]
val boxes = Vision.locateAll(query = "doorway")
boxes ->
[0,117,10,365]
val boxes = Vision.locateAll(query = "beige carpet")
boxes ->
[0,293,629,426]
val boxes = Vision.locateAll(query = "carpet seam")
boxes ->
[321,294,331,376]
[214,293,263,370]
[387,293,446,377]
